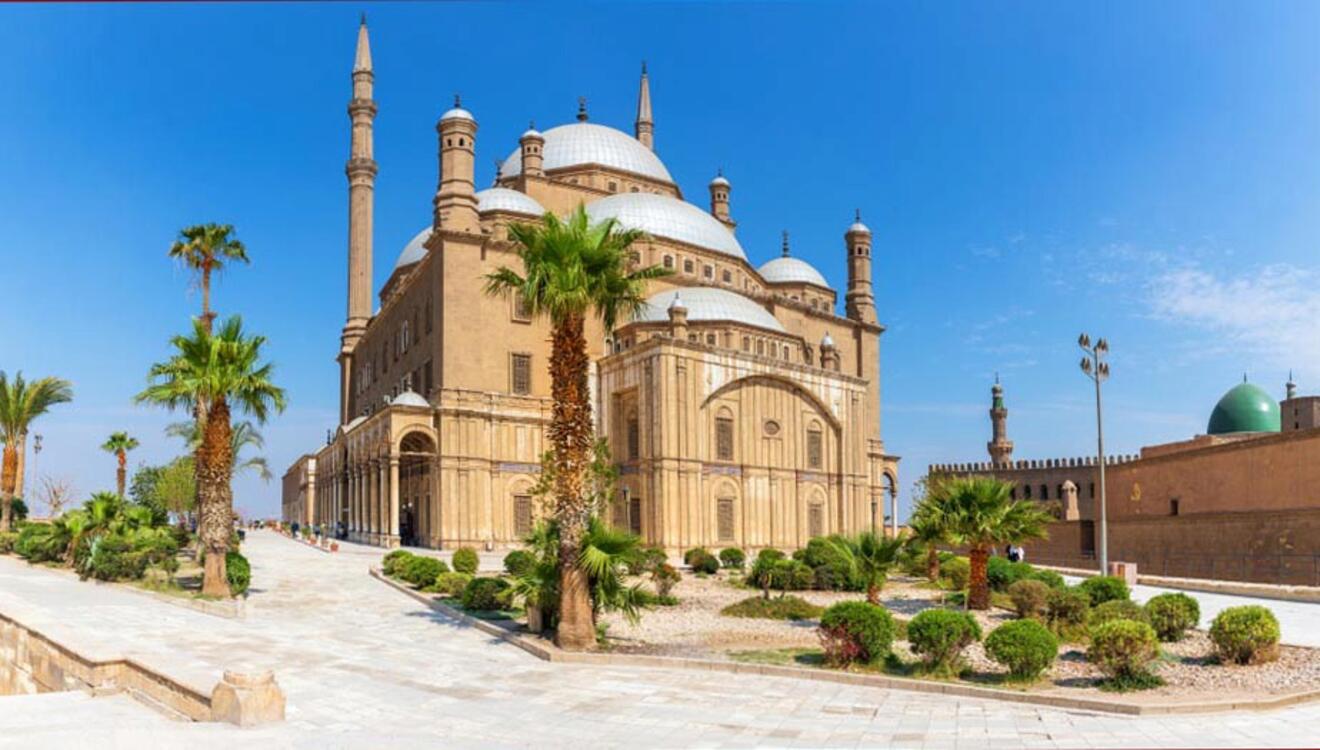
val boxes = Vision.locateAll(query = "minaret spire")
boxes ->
[988,376,1014,466]
[635,62,654,150]
[341,16,379,424]
[781,230,791,257]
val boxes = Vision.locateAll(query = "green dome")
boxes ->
[1207,382,1280,435]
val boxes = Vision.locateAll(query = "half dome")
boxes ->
[394,227,432,270]
[585,193,747,260]
[759,256,829,288]
[1207,382,1280,435]
[633,287,784,333]
[392,391,430,408]
[498,122,673,184]
[475,187,544,217]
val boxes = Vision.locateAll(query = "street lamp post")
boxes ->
[1078,334,1110,574]
[26,434,43,501]
[869,496,877,537]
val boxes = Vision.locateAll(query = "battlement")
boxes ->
[927,453,1140,475]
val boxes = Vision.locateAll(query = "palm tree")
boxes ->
[169,223,249,333]
[906,497,950,582]
[829,532,905,605]
[136,316,285,597]
[166,419,272,481]
[927,476,1053,610]
[0,372,73,531]
[101,432,140,497]
[484,205,668,650]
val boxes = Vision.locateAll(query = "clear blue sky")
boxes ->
[2,2,1318,520]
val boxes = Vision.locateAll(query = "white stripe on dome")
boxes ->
[758,256,830,288]
[498,122,673,184]
[585,193,747,261]
[633,287,784,333]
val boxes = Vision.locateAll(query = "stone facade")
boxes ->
[280,20,899,551]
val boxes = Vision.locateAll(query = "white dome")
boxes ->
[392,391,430,408]
[848,221,871,234]
[440,106,474,123]
[585,193,747,260]
[633,287,784,333]
[341,415,367,434]
[759,256,830,288]
[710,174,730,187]
[475,187,544,217]
[394,227,432,270]
[498,122,673,183]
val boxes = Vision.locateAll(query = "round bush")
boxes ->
[1145,592,1200,642]
[801,537,858,591]
[941,557,970,590]
[1028,568,1066,589]
[689,549,720,575]
[628,546,668,576]
[719,547,746,570]
[1007,579,1051,620]
[225,551,251,596]
[985,619,1059,679]
[817,601,895,666]
[1087,619,1159,679]
[451,547,479,575]
[987,557,1033,592]
[1209,605,1280,665]
[771,559,814,591]
[382,549,415,577]
[907,608,982,674]
[401,556,448,588]
[683,547,710,565]
[460,576,511,611]
[1046,587,1090,630]
[503,549,534,577]
[651,562,680,597]
[434,571,472,598]
[1078,575,1129,606]
[1088,600,1149,631]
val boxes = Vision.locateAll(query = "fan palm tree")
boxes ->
[484,205,668,650]
[169,223,249,333]
[101,432,140,497]
[906,496,950,582]
[0,371,73,531]
[828,531,905,605]
[927,475,1053,610]
[166,419,272,481]
[135,316,285,597]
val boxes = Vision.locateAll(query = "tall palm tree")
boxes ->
[928,476,1052,610]
[906,496,950,582]
[169,223,249,333]
[166,419,273,481]
[0,372,73,531]
[828,531,905,605]
[101,432,140,497]
[484,205,668,650]
[136,316,285,597]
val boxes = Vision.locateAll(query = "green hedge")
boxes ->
[818,601,894,667]
[721,595,822,621]
[401,556,448,588]
[1088,600,1149,631]
[719,547,746,570]
[1078,575,1129,606]
[433,571,472,598]
[226,551,251,596]
[461,576,511,611]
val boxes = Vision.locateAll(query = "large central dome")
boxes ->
[498,123,673,183]
[585,193,747,260]
[1207,381,1281,435]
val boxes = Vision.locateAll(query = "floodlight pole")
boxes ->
[1079,335,1110,575]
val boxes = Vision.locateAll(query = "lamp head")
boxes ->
[1080,357,1092,374]
[1078,333,1091,349]
[1096,338,1109,355]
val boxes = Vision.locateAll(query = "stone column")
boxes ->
[388,455,401,547]
[379,459,390,545]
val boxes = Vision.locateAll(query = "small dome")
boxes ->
[341,415,367,433]
[759,256,829,288]
[394,227,432,270]
[585,193,747,260]
[521,125,543,139]
[821,332,835,348]
[475,187,545,217]
[633,287,784,332]
[1207,381,1281,435]
[498,122,673,183]
[392,391,430,408]
[667,291,686,311]
[440,106,474,123]
[847,209,871,235]
[709,174,730,187]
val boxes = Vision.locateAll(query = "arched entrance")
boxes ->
[399,431,436,548]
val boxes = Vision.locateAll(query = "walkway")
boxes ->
[1,532,1318,748]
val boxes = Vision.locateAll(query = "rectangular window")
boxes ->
[717,498,735,542]
[684,259,694,274]
[807,430,822,469]
[627,415,640,460]
[629,497,642,536]
[703,264,714,279]
[612,495,628,529]
[705,333,716,346]
[512,293,532,322]
[514,495,533,537]
[808,505,823,539]
[715,417,734,461]
[722,269,732,284]
[511,353,532,395]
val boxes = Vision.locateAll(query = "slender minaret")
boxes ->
[520,121,545,177]
[340,15,377,424]
[635,62,654,150]
[988,374,1014,466]
[844,210,877,324]
[709,170,733,229]
[1286,371,1297,400]
[432,95,480,233]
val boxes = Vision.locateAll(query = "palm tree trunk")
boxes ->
[867,582,880,606]
[968,544,991,610]
[926,545,940,581]
[200,268,214,333]
[116,452,127,497]
[0,443,15,532]
[548,312,596,651]
[12,432,26,503]
[197,398,234,597]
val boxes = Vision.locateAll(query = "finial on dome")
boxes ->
[577,96,589,122]
[855,208,861,223]
[781,230,790,257]
[641,60,648,75]
[1244,372,1249,383]
[454,94,461,108]
[995,371,1000,385]
[529,119,536,130]
[668,291,685,311]
[360,11,367,25]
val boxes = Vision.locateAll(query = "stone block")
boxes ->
[210,670,285,727]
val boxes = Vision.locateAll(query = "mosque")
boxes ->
[281,20,901,551]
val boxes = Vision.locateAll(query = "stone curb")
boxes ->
[1038,564,1320,604]
[371,568,1320,717]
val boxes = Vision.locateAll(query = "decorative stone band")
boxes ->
[702,464,742,477]
[496,462,543,474]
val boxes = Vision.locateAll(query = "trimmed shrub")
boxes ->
[721,595,823,621]
[383,549,414,577]
[771,559,814,591]
[683,547,711,565]
[1045,587,1090,635]
[987,557,1033,592]
[0,531,17,554]
[651,563,680,597]
[503,549,534,577]
[719,547,746,570]
[1088,600,1150,631]
[85,534,147,582]
[461,576,511,611]
[627,546,668,575]
[225,551,251,596]
[1087,619,1159,679]
[985,619,1059,679]
[1145,593,1200,642]
[940,557,970,590]
[1027,568,1066,589]
[801,536,860,591]
[15,523,65,563]
[907,608,982,675]
[433,571,472,598]
[1210,605,1280,665]
[818,601,895,666]
[451,547,479,575]
[689,548,720,575]
[401,556,448,588]
[1007,579,1051,620]
[1078,575,1129,606]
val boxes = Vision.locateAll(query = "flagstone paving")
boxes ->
[1,531,1318,748]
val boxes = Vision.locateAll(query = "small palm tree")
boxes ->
[136,316,285,597]
[906,497,950,582]
[829,532,905,605]
[101,432,140,497]
[484,205,668,651]
[0,372,74,531]
[928,476,1053,610]
[169,223,249,333]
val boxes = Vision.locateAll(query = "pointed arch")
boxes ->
[700,373,841,432]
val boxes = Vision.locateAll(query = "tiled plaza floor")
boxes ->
[1,531,1318,748]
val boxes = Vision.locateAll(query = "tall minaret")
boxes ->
[339,15,377,424]
[635,62,654,150]
[432,95,480,233]
[844,210,877,324]
[987,375,1014,466]
[1286,371,1298,400]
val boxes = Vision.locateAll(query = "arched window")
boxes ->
[715,414,735,461]
[1039,484,1048,500]
[663,255,673,269]
[806,428,823,469]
